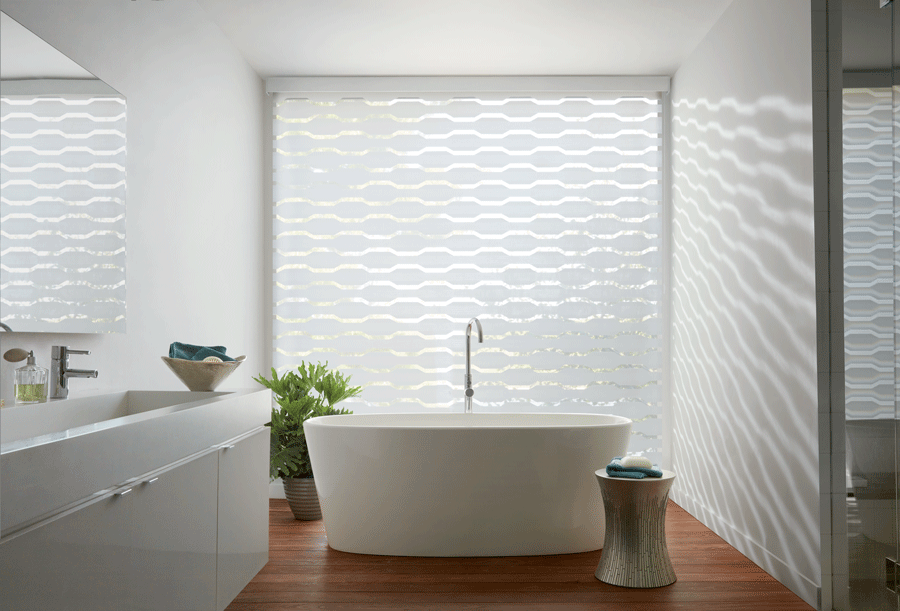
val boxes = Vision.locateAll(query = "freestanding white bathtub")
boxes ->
[304,413,632,556]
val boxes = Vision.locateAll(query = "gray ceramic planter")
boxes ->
[283,477,322,520]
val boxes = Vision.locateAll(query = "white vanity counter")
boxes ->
[1,388,270,536]
[0,388,271,611]
[2,390,251,449]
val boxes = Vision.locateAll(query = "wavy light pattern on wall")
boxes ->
[274,92,662,459]
[842,88,897,421]
[670,92,818,588]
[0,94,126,332]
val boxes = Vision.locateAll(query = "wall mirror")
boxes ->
[0,11,125,333]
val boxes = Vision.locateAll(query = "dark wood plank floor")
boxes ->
[226,499,815,610]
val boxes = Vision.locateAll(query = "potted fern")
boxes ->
[253,361,361,520]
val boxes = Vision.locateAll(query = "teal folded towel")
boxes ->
[169,342,234,362]
[605,457,663,479]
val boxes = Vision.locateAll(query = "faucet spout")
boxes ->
[464,318,483,414]
[64,368,99,380]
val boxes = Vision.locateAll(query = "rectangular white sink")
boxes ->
[1,388,270,537]
[1,391,231,447]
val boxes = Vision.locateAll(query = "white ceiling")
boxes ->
[0,11,95,79]
[197,0,735,78]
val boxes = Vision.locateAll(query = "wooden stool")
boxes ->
[594,469,677,588]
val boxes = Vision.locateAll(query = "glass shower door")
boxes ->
[888,3,898,606]
[842,82,898,611]
[842,1,899,609]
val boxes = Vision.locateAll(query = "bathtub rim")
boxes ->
[304,412,633,430]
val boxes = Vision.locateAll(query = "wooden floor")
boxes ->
[226,499,815,611]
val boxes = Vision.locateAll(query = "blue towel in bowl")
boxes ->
[605,457,663,479]
[169,342,234,362]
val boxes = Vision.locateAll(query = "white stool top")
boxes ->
[596,468,676,481]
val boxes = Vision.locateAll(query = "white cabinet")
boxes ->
[216,428,269,611]
[131,450,219,611]
[0,485,134,611]
[0,426,269,611]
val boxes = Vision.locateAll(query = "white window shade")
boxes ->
[273,84,663,458]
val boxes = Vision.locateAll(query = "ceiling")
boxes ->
[197,0,735,78]
[0,11,95,79]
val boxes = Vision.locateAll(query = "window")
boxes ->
[272,77,665,460]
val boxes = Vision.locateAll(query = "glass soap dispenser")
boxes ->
[3,348,49,404]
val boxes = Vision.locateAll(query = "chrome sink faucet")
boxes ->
[51,345,98,399]
[464,318,483,413]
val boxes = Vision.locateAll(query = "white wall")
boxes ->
[0,0,267,405]
[669,0,819,607]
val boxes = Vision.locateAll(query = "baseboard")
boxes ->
[670,489,820,609]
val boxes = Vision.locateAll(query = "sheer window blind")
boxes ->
[273,85,663,458]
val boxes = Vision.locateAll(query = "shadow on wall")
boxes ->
[670,94,818,583]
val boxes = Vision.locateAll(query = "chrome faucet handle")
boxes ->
[52,346,90,360]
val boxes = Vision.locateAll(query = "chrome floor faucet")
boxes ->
[464,318,483,413]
